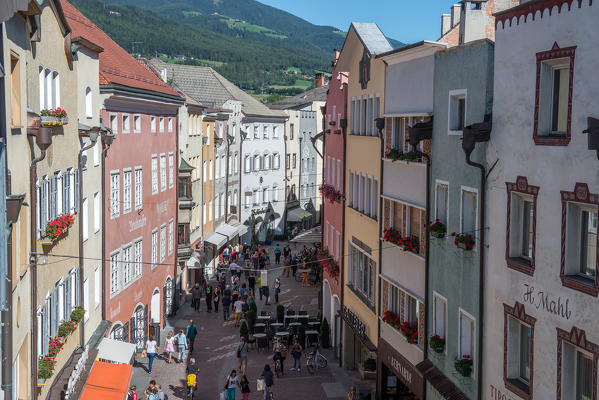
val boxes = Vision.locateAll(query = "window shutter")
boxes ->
[129,317,135,345]
[65,276,72,318]
[123,321,129,343]
[75,268,80,307]
[143,305,149,343]
[49,176,56,221]
[63,172,70,215]
[163,284,168,319]
[42,306,49,355]
[74,169,80,211]
[51,287,58,336]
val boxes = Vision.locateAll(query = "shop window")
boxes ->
[557,327,598,400]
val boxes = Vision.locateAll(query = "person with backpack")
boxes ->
[175,329,188,363]
[186,320,197,353]
[223,369,240,400]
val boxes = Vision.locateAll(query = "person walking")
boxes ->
[205,283,213,313]
[248,273,256,295]
[237,336,249,375]
[290,337,303,372]
[347,386,358,400]
[128,385,138,400]
[240,375,251,400]
[273,278,281,303]
[163,331,175,364]
[144,335,158,373]
[224,369,240,400]
[213,286,221,312]
[233,297,244,327]
[222,286,232,321]
[187,320,198,353]
[192,283,202,312]
[260,364,274,400]
[274,244,281,265]
[263,285,271,306]
[257,276,263,300]
[155,384,165,400]
[175,329,188,363]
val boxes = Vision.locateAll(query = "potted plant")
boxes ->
[296,324,306,347]
[53,107,68,125]
[454,355,473,377]
[246,309,257,334]
[320,317,330,348]
[40,109,57,126]
[429,335,445,353]
[38,356,55,382]
[276,305,285,323]
[386,148,402,162]
[239,321,249,340]
[70,306,85,324]
[57,320,77,338]
[451,232,474,251]
[42,213,74,243]
[428,219,446,238]
[399,321,419,344]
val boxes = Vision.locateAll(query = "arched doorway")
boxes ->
[109,322,124,341]
[333,295,341,358]
[132,304,147,351]
[322,280,332,327]
[151,289,161,324]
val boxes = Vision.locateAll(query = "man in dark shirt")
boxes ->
[222,287,231,321]
[248,274,256,296]
[192,283,202,312]
[186,320,198,353]
[260,364,274,399]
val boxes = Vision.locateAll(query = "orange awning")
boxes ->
[80,361,132,400]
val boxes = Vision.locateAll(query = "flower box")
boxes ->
[427,220,446,238]
[429,335,445,353]
[42,214,74,242]
[385,149,421,163]
[40,108,68,126]
[455,356,473,377]
[319,184,344,204]
[40,116,59,126]
[383,228,420,254]
[382,310,419,344]
[451,232,474,251]
[457,242,472,251]
[318,249,339,280]
[430,232,445,239]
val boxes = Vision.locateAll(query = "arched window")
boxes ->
[85,86,92,118]
[263,153,271,170]
[253,155,260,171]
[52,71,60,109]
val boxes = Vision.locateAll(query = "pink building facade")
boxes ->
[322,49,348,353]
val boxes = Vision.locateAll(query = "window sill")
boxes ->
[346,284,375,312]
[533,134,570,146]
[506,257,534,276]
[561,273,599,296]
[448,130,463,136]
[382,157,426,166]
[347,206,378,222]
[504,378,531,400]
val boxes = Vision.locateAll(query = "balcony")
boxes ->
[381,239,425,300]
[382,157,426,207]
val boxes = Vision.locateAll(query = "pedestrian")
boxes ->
[291,337,303,372]
[127,385,138,400]
[291,255,298,277]
[187,320,197,353]
[248,293,255,308]
[283,256,290,277]
[222,287,232,321]
[301,261,309,287]
[240,283,248,300]
[192,283,202,312]
[213,286,221,312]
[252,251,259,271]
[175,329,188,363]
[274,244,281,265]
[163,331,175,364]
[273,337,286,375]
[348,386,358,400]
[273,278,281,303]
[240,375,251,399]
[155,384,165,400]
[248,273,256,295]
[257,275,263,300]
[259,252,266,270]
[234,297,244,327]
[237,336,249,375]
[260,364,274,400]
[144,335,158,373]
[205,283,213,313]
[224,369,240,400]
[186,357,200,390]
[263,285,270,306]
[224,246,231,263]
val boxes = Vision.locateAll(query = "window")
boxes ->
[160,154,166,192]
[160,225,166,261]
[273,154,280,170]
[123,170,132,214]
[122,245,132,285]
[263,125,269,139]
[534,44,576,145]
[361,98,367,135]
[348,243,376,305]
[151,155,158,194]
[10,54,21,127]
[52,72,60,109]
[39,67,45,111]
[254,125,259,139]
[253,155,260,171]
[263,188,268,204]
[461,188,477,243]
[435,182,449,226]
[151,116,156,132]
[348,172,354,207]
[244,156,251,173]
[273,126,279,138]
[93,191,100,233]
[82,197,88,241]
[159,117,165,132]
[290,124,294,140]
[209,160,213,180]
[110,172,120,218]
[110,251,120,294]
[203,161,207,181]
[228,155,232,176]
[350,99,356,134]
[404,294,419,329]
[558,326,597,400]
[433,293,447,340]
[208,200,212,221]
[168,153,174,188]
[220,156,225,178]
[253,190,259,206]
[93,140,100,166]
[215,156,220,179]
[336,160,341,191]
[110,113,118,134]
[286,154,290,170]
[459,310,475,361]
[151,229,158,268]
[168,220,174,255]
[168,117,173,132]
[565,204,597,279]
[234,153,239,174]
[367,97,373,136]
[506,316,532,392]
[372,178,378,219]
[94,266,100,308]
[388,284,401,315]
[203,203,207,224]
[264,154,271,170]
[392,118,405,151]
[206,125,211,144]
[292,154,297,169]
[122,114,130,133]
[134,240,142,277]
[134,167,142,210]
[134,114,141,133]
[449,89,466,134]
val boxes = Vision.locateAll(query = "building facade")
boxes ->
[336,22,392,375]
[485,2,599,399]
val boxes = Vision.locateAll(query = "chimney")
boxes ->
[441,14,451,36]
[451,4,461,27]
[314,73,325,88]
[160,68,168,82]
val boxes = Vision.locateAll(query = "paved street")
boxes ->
[130,242,374,399]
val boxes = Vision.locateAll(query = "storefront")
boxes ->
[341,305,377,377]
[377,338,425,400]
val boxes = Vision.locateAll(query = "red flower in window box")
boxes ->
[42,213,74,242]
[453,233,474,251]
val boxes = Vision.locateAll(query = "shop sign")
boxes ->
[342,305,366,337]
[129,215,147,232]
[388,354,413,385]
[379,339,424,399]
[522,283,572,320]
[489,384,516,400]
[251,208,268,215]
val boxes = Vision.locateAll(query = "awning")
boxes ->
[203,231,227,249]
[186,255,201,269]
[96,338,136,364]
[287,207,313,222]
[80,361,132,400]
[416,359,469,400]
[236,223,248,236]
[216,223,240,239]
[291,226,322,243]
[1,0,29,25]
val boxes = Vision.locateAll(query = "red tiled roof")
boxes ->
[61,0,179,97]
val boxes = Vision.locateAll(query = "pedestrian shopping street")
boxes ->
[130,241,373,399]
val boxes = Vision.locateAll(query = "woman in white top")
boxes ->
[145,334,158,373]
[224,369,240,400]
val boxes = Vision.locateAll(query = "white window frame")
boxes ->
[151,229,158,268]
[435,180,450,227]
[133,114,141,133]
[82,196,88,241]
[433,292,448,354]
[122,244,132,286]
[85,86,92,118]
[151,116,156,132]
[110,171,120,219]
[151,155,158,194]
[123,169,132,214]
[448,89,467,135]
[134,167,143,210]
[110,250,120,295]
[168,153,174,189]
[122,114,130,133]
[110,112,118,134]
[93,191,100,233]
[159,117,165,132]
[458,308,476,372]
[160,154,167,192]
[160,224,166,262]
[168,117,173,132]
[460,186,478,243]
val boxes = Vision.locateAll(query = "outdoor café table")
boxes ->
[305,330,320,347]
[253,323,266,334]
[288,322,302,335]
[257,315,271,328]
[307,321,320,330]
[254,333,268,351]
[297,315,309,324]
[284,314,300,325]
[270,322,284,334]
[275,331,290,342]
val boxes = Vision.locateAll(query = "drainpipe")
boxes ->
[77,130,99,346]
[375,118,385,391]
[224,127,230,224]
[29,128,50,398]
[298,137,303,228]
[100,130,114,322]
[465,152,485,400]
[339,84,348,366]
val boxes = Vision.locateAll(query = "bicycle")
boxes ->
[306,345,327,374]
[273,358,283,378]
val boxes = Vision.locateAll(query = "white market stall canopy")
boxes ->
[96,338,136,364]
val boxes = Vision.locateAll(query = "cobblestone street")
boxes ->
[130,242,374,399]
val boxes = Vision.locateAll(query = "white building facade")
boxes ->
[484,2,599,400]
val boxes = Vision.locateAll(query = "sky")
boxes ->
[257,0,456,44]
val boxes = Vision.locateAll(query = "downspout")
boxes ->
[375,118,385,391]
[174,110,180,315]
[29,136,47,398]
[298,137,303,227]
[282,122,287,231]
[339,83,348,366]
[465,153,485,400]
[224,128,230,224]
[77,135,97,345]
[101,139,110,322]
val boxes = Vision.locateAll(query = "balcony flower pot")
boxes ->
[430,232,445,239]
[429,335,445,353]
[428,220,446,238]
[37,378,47,386]
[59,116,69,125]
[42,214,74,244]
[455,356,473,377]
[451,232,474,251]
[40,116,58,126]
